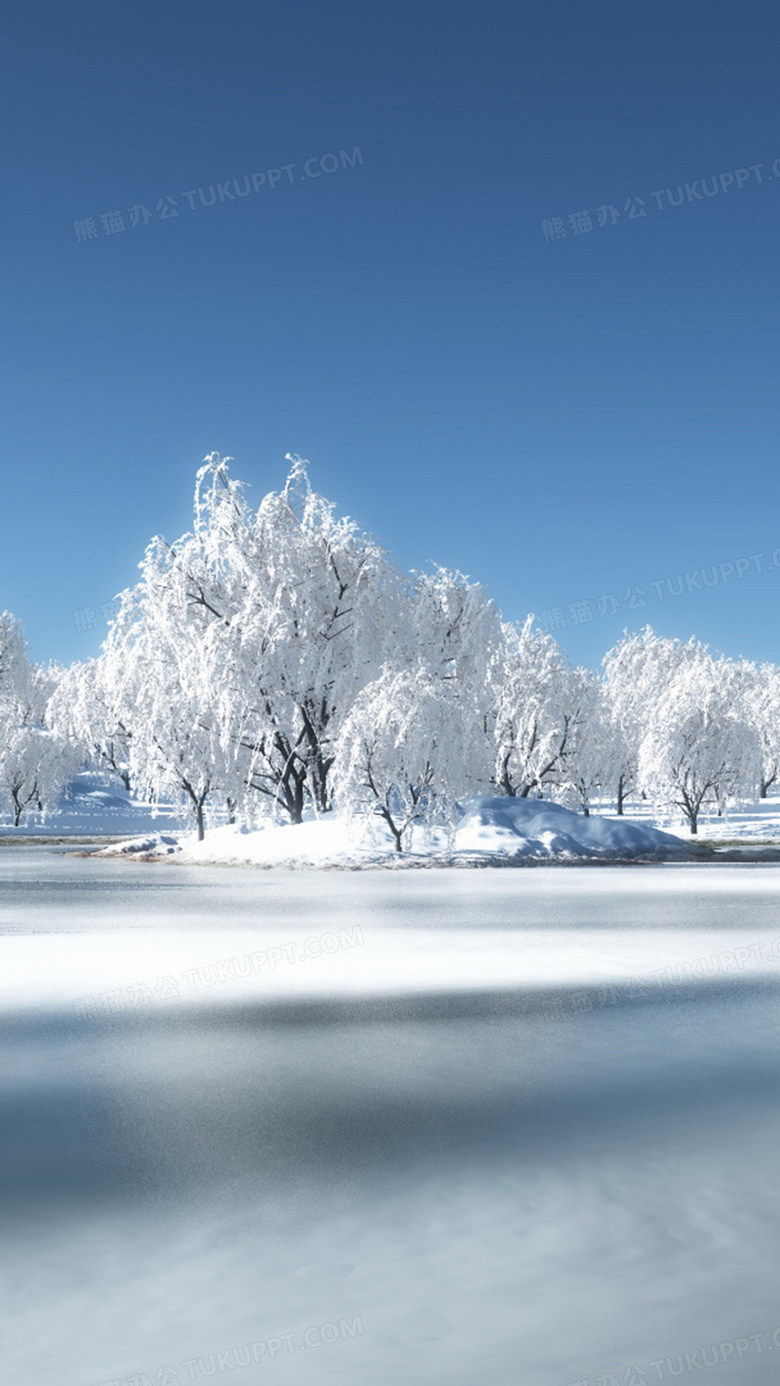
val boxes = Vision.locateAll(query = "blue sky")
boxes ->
[3,0,780,669]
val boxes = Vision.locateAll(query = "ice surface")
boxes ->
[1,849,780,1384]
[3,851,780,1016]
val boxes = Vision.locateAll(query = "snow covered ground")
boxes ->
[610,793,780,842]
[92,795,698,868]
[0,771,183,838]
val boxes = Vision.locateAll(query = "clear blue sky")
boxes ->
[3,0,780,670]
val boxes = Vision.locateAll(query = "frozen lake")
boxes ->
[2,846,780,1386]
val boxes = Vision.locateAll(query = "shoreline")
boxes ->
[5,835,780,867]
[65,845,780,868]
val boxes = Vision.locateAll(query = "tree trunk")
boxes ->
[299,707,332,814]
[182,780,208,841]
[616,776,625,816]
[377,805,403,851]
[310,754,331,814]
[497,754,515,797]
[281,769,305,825]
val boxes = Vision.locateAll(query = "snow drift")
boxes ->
[453,797,692,860]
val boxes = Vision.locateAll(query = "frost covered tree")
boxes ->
[0,612,29,708]
[0,722,72,826]
[0,652,78,827]
[333,664,479,850]
[232,457,403,816]
[602,628,705,814]
[100,550,232,840]
[734,660,780,799]
[47,657,132,792]
[488,618,582,799]
[409,564,498,787]
[0,619,67,825]
[411,565,500,688]
[127,454,404,825]
[559,671,619,815]
[638,650,761,834]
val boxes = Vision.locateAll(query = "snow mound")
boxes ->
[95,819,363,866]
[183,818,355,866]
[454,797,691,860]
[95,833,181,857]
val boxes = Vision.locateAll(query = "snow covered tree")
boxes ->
[638,649,761,833]
[100,553,232,840]
[409,564,498,789]
[0,655,79,827]
[47,656,132,791]
[488,618,582,799]
[602,628,705,814]
[333,664,477,850]
[0,723,70,826]
[411,565,500,686]
[558,670,620,815]
[0,611,30,709]
[734,659,780,799]
[233,457,403,816]
[130,454,404,825]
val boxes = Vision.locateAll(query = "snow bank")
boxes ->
[96,797,692,866]
[101,833,181,857]
[454,797,692,860]
[184,818,355,866]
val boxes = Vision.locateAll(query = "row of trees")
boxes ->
[2,455,779,842]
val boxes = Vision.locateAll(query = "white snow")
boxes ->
[452,796,690,859]
[0,772,182,837]
[96,795,692,867]
[610,793,780,842]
